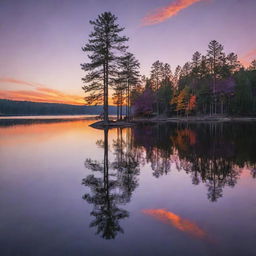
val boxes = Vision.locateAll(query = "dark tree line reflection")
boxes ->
[82,123,256,239]
[82,128,140,239]
[132,122,256,202]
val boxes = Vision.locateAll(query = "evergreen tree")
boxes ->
[207,40,225,114]
[81,12,128,124]
[172,65,181,88]
[150,61,164,115]
[192,51,202,81]
[117,52,140,120]
[249,60,256,71]
[226,52,240,73]
[162,63,173,84]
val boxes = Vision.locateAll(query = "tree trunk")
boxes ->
[214,95,217,115]
[103,62,107,124]
[117,101,119,120]
[105,58,109,125]
[120,91,123,120]
[126,87,128,120]
[156,78,159,116]
[126,78,131,122]
[103,127,109,190]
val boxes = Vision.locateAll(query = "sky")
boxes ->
[0,0,256,105]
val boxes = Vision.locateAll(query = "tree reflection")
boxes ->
[83,122,256,224]
[82,128,140,239]
[112,128,140,203]
[132,123,256,202]
[133,124,173,177]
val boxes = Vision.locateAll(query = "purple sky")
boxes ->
[0,0,255,103]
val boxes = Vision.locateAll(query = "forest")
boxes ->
[81,12,256,122]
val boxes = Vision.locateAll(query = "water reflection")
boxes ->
[0,116,92,127]
[1,119,256,254]
[82,128,140,239]
[142,209,207,240]
[83,122,256,239]
[132,123,256,202]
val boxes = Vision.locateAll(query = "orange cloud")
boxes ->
[0,77,85,105]
[0,78,42,88]
[240,49,256,67]
[142,209,206,239]
[142,0,203,26]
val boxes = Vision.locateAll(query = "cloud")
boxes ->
[142,209,207,239]
[0,77,84,105]
[142,0,204,26]
[240,48,256,67]
[0,78,39,88]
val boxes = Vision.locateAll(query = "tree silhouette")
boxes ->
[82,127,140,239]
[81,12,128,124]
[116,52,140,121]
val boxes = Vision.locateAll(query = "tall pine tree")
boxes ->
[81,12,128,124]
[117,52,140,121]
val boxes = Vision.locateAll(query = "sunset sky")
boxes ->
[0,0,255,105]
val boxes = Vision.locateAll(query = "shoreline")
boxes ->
[90,116,256,129]
[131,116,256,123]
[90,120,136,129]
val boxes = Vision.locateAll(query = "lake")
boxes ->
[0,118,256,256]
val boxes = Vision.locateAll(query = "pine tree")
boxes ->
[226,52,240,73]
[150,61,164,115]
[249,60,256,71]
[162,63,173,85]
[207,40,224,114]
[192,51,201,79]
[172,65,181,88]
[207,40,224,92]
[81,12,128,124]
[112,73,126,120]
[118,52,140,120]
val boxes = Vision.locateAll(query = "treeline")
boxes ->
[0,99,117,116]
[82,12,256,119]
[133,41,256,117]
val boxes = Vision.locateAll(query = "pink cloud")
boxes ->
[142,0,204,26]
[240,49,256,67]
[0,78,40,88]
[0,78,84,105]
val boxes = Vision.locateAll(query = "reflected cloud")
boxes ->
[142,209,206,239]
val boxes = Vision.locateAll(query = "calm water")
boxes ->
[0,119,256,256]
